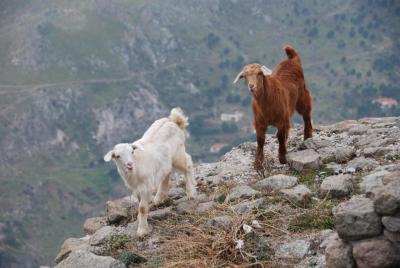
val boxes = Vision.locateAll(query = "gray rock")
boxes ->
[320,175,353,198]
[196,201,215,213]
[89,226,118,246]
[227,185,260,202]
[55,237,90,264]
[324,236,354,268]
[319,232,338,250]
[55,250,125,268]
[149,207,173,220]
[372,180,400,215]
[83,217,107,235]
[335,147,355,163]
[255,174,298,191]
[207,216,232,231]
[352,238,400,268]
[382,216,400,232]
[333,196,382,240]
[383,229,400,242]
[168,187,186,199]
[347,157,378,172]
[359,170,389,193]
[176,199,199,214]
[106,197,134,224]
[280,184,311,206]
[231,198,264,214]
[275,239,311,259]
[363,147,392,158]
[348,125,369,135]
[302,137,333,150]
[299,255,326,268]
[287,149,321,171]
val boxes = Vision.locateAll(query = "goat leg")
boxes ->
[254,126,267,170]
[277,128,289,164]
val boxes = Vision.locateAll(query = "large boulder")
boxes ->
[55,250,125,268]
[255,174,298,191]
[287,149,320,171]
[346,157,378,172]
[335,147,355,163]
[352,238,400,268]
[359,170,389,193]
[320,175,353,198]
[382,216,400,232]
[333,196,382,240]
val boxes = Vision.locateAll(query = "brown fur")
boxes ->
[234,45,313,169]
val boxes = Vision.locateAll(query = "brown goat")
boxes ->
[233,45,313,169]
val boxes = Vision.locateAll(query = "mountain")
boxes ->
[53,116,400,268]
[0,0,399,266]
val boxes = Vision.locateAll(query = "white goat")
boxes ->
[104,107,196,236]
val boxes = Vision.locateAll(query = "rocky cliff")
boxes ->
[53,117,400,268]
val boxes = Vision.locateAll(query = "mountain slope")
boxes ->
[0,0,399,266]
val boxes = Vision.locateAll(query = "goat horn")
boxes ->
[261,65,272,76]
[233,71,244,84]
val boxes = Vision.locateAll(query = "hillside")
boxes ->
[0,0,399,266]
[54,116,400,267]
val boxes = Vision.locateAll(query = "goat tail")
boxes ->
[169,107,188,129]
[283,45,299,60]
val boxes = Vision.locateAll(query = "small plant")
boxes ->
[119,251,147,266]
[288,200,337,232]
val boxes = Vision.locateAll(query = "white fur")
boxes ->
[104,107,196,236]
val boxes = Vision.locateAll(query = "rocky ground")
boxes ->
[53,117,400,268]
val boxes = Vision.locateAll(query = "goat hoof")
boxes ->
[279,156,287,164]
[254,160,264,171]
[137,226,151,237]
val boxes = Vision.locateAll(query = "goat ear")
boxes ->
[233,71,244,84]
[261,65,272,76]
[104,150,114,162]
[131,142,144,151]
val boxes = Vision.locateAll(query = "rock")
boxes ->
[363,147,392,158]
[55,250,126,268]
[89,226,118,246]
[346,157,378,172]
[231,198,264,214]
[348,125,368,135]
[255,174,298,191]
[287,149,320,171]
[207,216,232,231]
[382,216,400,232]
[83,217,107,235]
[359,170,389,193]
[352,238,400,268]
[106,197,134,224]
[371,180,400,215]
[176,199,199,214]
[300,255,326,268]
[319,232,338,250]
[320,175,353,198]
[55,237,90,264]
[275,239,311,259]
[226,185,259,202]
[196,201,215,213]
[280,184,311,206]
[324,236,354,268]
[335,147,355,163]
[149,207,173,220]
[383,229,400,242]
[302,137,333,150]
[168,187,186,200]
[333,196,382,240]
